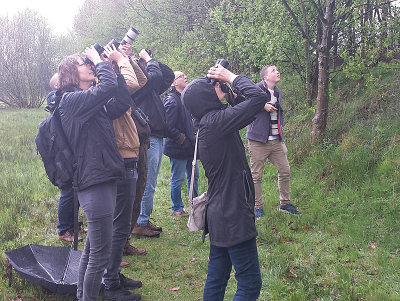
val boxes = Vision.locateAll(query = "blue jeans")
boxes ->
[203,237,262,301]
[170,158,199,212]
[137,136,163,226]
[103,165,138,289]
[77,181,117,301]
[57,185,74,235]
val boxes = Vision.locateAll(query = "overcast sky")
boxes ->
[1,0,85,35]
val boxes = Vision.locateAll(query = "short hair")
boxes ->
[58,54,84,90]
[260,64,274,80]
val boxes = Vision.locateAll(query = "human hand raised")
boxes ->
[207,64,237,84]
[103,44,124,64]
[118,44,132,57]
[83,46,102,65]
[139,49,152,62]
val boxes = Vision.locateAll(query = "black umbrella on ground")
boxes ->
[5,244,82,294]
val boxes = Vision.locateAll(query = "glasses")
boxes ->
[174,74,186,80]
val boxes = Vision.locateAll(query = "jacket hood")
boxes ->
[182,77,224,120]
[46,86,79,112]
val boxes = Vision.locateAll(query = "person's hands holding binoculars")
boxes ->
[207,64,237,84]
[83,46,102,65]
[103,44,124,64]
[139,49,152,63]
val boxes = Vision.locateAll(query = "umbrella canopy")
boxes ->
[5,244,82,294]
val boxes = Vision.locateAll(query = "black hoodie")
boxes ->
[182,76,268,247]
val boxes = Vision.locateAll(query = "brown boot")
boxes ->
[132,223,160,238]
[123,242,147,256]
[172,210,189,217]
[147,220,162,232]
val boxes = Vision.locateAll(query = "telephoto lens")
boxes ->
[121,27,140,45]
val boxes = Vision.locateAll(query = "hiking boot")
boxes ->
[58,230,83,242]
[123,242,147,256]
[132,223,160,238]
[172,210,189,217]
[255,208,263,220]
[278,203,302,215]
[147,220,162,232]
[103,286,141,301]
[119,273,142,290]
[120,260,130,268]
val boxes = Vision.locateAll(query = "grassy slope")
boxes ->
[0,64,399,300]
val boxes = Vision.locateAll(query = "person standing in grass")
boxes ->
[163,71,199,217]
[102,46,145,301]
[246,65,301,219]
[182,64,266,301]
[46,73,86,242]
[57,45,131,301]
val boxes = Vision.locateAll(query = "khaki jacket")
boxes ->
[113,57,147,159]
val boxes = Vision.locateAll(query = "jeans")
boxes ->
[103,166,138,289]
[76,181,117,301]
[170,158,199,212]
[203,238,262,301]
[137,136,163,226]
[57,185,74,235]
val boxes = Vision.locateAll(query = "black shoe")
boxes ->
[103,286,141,301]
[119,273,142,290]
[278,203,302,215]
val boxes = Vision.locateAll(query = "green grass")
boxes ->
[0,66,400,300]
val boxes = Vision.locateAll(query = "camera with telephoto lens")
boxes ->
[121,27,140,45]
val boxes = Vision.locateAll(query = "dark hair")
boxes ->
[260,64,274,80]
[58,54,84,89]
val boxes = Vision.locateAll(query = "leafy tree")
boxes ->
[0,9,57,108]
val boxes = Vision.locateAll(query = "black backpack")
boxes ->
[35,94,74,189]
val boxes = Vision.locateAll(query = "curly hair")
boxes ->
[58,54,84,89]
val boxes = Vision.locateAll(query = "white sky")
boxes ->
[1,0,85,35]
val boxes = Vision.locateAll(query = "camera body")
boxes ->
[268,101,279,109]
[92,27,140,58]
[210,59,230,93]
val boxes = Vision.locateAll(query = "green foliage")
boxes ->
[1,65,400,300]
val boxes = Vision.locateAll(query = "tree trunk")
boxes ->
[311,0,335,143]
[311,48,330,142]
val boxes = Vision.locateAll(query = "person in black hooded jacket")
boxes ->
[130,49,174,237]
[182,64,268,301]
[57,45,131,301]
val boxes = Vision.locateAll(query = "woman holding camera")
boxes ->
[57,45,131,301]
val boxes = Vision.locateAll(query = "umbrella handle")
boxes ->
[8,261,12,287]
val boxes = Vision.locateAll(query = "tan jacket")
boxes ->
[112,57,147,159]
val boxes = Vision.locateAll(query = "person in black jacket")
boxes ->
[130,50,174,238]
[163,71,199,217]
[57,45,131,301]
[182,64,268,301]
[47,73,87,242]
